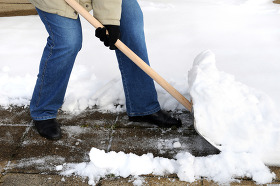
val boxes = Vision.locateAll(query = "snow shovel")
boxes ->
[64,0,220,153]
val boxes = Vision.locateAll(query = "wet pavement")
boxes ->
[0,106,279,185]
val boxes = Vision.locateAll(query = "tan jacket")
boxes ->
[29,0,122,25]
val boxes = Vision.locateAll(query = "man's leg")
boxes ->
[115,0,182,127]
[30,8,83,139]
[115,0,160,117]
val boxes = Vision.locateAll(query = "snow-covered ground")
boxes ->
[1,0,280,185]
[1,0,280,113]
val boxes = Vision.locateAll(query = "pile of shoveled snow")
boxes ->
[59,147,274,185]
[189,50,280,166]
[58,51,279,185]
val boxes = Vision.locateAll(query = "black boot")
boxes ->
[34,119,62,140]
[129,110,182,128]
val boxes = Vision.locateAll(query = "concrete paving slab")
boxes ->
[206,179,280,186]
[57,110,118,127]
[270,166,280,181]
[0,106,118,127]
[0,106,31,124]
[7,126,111,174]
[110,127,220,159]
[203,180,256,185]
[99,176,202,186]
[0,161,8,175]
[0,125,28,173]
[0,173,90,186]
[0,108,279,185]
[143,176,202,186]
[204,179,280,185]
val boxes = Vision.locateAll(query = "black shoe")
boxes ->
[34,119,62,140]
[128,110,182,128]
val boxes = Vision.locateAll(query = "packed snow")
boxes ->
[1,0,280,185]
[189,50,280,166]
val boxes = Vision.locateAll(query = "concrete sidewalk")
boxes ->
[0,106,279,185]
[0,0,37,17]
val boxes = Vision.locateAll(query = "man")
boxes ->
[29,0,182,140]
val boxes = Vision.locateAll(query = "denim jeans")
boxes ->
[30,0,160,120]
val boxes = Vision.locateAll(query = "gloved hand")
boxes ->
[95,25,120,50]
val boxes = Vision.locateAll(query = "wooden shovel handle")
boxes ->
[65,0,192,111]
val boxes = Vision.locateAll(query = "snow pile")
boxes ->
[61,70,126,113]
[60,147,275,185]
[0,66,35,106]
[189,50,280,165]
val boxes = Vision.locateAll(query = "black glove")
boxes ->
[95,25,120,50]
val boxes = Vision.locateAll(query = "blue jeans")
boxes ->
[30,0,160,120]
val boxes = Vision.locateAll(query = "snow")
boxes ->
[189,50,280,166]
[58,49,280,185]
[132,178,145,186]
[56,165,63,171]
[59,147,275,185]
[173,141,181,148]
[1,0,280,185]
[1,0,280,113]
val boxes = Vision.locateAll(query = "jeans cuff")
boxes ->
[127,106,161,117]
[32,114,57,121]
